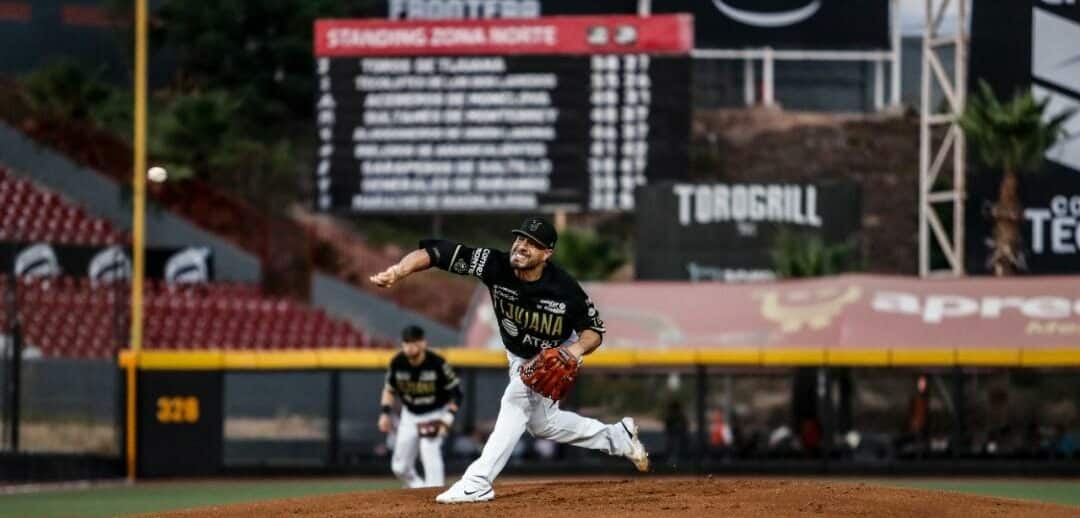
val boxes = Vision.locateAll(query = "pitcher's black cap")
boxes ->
[511,217,557,249]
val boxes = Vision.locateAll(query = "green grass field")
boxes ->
[870,479,1080,507]
[0,479,399,518]
[2,477,1078,517]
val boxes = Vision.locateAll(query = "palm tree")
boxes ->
[958,80,1075,275]
[553,228,627,281]
[770,230,858,278]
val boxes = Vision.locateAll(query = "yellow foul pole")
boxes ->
[126,0,148,482]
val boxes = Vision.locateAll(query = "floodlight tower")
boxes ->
[918,0,970,277]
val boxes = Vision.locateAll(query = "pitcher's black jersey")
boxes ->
[384,350,461,414]
[421,239,605,359]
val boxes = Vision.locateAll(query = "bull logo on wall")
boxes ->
[88,245,131,284]
[165,247,211,283]
[14,243,61,279]
[758,285,862,332]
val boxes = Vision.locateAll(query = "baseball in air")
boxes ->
[148,166,168,183]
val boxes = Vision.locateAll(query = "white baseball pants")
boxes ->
[459,352,633,490]
[391,407,447,488]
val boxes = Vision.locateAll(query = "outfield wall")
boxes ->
[115,349,1080,479]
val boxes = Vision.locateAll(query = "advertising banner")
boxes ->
[635,181,861,281]
[967,171,1080,274]
[653,0,889,49]
[968,1,1080,273]
[463,274,1080,353]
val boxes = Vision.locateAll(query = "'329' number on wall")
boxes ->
[156,396,200,424]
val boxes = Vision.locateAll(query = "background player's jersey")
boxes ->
[421,239,605,359]
[384,350,461,414]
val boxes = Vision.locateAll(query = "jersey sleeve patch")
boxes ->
[466,247,491,279]
[585,298,606,333]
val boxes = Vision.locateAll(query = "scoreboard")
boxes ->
[313,15,692,213]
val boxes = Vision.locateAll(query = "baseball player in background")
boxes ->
[371,217,649,504]
[378,325,461,488]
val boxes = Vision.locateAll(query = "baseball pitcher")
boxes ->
[378,325,461,488]
[371,217,649,504]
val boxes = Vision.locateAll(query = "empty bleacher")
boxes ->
[0,165,385,358]
[2,275,379,358]
[0,166,126,245]
[142,279,373,351]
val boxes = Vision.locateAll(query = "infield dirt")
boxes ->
[147,478,1079,517]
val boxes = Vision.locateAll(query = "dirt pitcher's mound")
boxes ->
[152,478,1078,518]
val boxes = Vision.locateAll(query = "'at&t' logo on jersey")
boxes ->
[522,335,562,348]
[501,318,519,337]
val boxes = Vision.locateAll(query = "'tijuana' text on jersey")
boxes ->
[421,239,605,359]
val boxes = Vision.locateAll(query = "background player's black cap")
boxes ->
[401,325,425,342]
[511,216,557,249]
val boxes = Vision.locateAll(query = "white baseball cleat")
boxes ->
[435,480,495,504]
[621,417,650,472]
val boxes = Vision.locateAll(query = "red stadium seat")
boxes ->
[0,168,375,358]
[0,167,124,247]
